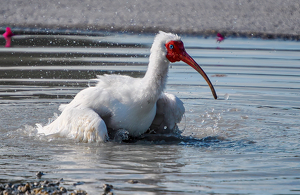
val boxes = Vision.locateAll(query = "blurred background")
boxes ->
[1,0,300,37]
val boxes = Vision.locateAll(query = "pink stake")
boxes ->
[3,27,15,47]
[216,33,225,43]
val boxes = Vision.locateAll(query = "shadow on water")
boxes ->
[123,133,256,151]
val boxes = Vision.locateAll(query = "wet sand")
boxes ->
[1,0,300,38]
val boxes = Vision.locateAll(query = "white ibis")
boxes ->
[3,27,15,47]
[37,31,217,142]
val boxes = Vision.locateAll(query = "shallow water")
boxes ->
[0,32,300,194]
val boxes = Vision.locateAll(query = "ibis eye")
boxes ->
[169,44,174,49]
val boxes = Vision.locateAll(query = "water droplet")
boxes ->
[241,115,248,119]
[224,93,229,100]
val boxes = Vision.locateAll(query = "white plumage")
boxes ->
[37,31,216,142]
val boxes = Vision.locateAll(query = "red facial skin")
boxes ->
[165,40,217,99]
[3,27,15,47]
[216,33,225,43]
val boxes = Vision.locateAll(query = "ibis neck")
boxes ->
[142,51,170,103]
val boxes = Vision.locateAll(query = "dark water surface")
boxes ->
[0,32,300,194]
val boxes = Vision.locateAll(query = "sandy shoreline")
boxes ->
[1,0,300,38]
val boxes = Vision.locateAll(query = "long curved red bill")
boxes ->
[180,52,217,99]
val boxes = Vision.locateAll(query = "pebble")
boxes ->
[102,184,114,194]
[36,171,44,178]
[127,180,139,184]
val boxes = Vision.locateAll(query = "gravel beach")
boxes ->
[1,0,300,37]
